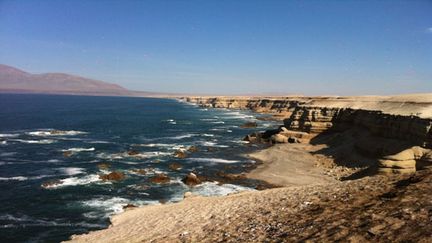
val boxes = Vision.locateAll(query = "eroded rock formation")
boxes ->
[183,96,432,173]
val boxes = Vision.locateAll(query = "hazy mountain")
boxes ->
[0,64,133,96]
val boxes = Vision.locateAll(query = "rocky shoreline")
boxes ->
[68,94,432,242]
[185,95,432,174]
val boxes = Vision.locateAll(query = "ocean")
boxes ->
[0,94,276,242]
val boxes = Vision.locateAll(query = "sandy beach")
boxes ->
[247,144,336,186]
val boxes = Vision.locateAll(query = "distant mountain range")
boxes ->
[0,64,167,97]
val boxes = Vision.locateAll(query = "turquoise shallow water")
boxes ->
[0,94,277,242]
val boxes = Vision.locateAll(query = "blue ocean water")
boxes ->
[0,94,276,242]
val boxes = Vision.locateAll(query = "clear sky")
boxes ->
[0,0,431,95]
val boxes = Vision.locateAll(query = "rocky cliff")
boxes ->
[183,95,432,173]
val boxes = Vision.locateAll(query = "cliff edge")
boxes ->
[184,95,432,174]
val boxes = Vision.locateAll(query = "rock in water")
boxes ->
[63,151,73,157]
[187,146,199,153]
[41,179,62,189]
[99,171,126,181]
[127,150,140,156]
[174,150,187,159]
[150,173,171,184]
[169,163,182,171]
[132,169,147,175]
[207,147,218,152]
[240,122,258,128]
[182,172,201,186]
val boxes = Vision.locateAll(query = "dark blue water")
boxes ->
[0,94,276,242]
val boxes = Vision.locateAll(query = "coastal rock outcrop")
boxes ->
[150,173,171,184]
[240,122,258,128]
[169,163,182,171]
[182,172,201,186]
[174,150,188,159]
[184,96,432,173]
[99,171,126,181]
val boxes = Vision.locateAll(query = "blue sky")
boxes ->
[0,0,431,95]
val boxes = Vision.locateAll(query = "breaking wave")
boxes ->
[27,130,88,136]
[61,147,95,152]
[188,158,241,164]
[11,139,56,144]
[42,174,102,189]
[0,133,19,138]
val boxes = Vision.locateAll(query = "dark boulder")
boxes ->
[122,204,137,210]
[127,150,140,156]
[63,151,73,157]
[174,150,187,159]
[150,173,171,184]
[182,172,202,186]
[187,146,199,153]
[169,163,182,171]
[99,171,126,181]
[41,179,62,189]
[240,122,258,128]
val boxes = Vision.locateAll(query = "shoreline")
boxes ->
[67,95,432,242]
[65,101,345,242]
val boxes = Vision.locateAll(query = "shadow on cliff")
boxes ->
[299,122,422,181]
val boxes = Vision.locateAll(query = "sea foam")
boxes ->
[61,147,95,152]
[188,158,240,164]
[27,130,87,136]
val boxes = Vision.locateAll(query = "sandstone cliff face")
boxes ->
[282,107,432,173]
[183,96,432,173]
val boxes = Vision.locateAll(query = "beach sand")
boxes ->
[247,143,335,186]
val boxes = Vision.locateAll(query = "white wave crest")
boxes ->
[0,133,19,138]
[191,182,254,196]
[61,147,95,152]
[0,174,54,181]
[136,143,177,148]
[81,197,159,218]
[223,111,255,119]
[188,158,240,163]
[58,167,86,176]
[86,140,111,144]
[11,139,56,144]
[27,130,87,136]
[0,176,28,181]
[43,174,102,189]
[130,151,171,158]
[0,152,17,157]
[199,118,218,121]
[200,141,229,148]
[0,214,105,228]
[169,134,198,140]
